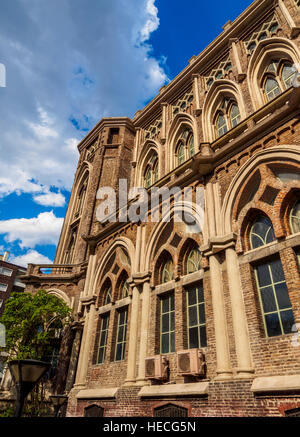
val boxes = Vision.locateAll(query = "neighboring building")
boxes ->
[0,252,26,318]
[21,0,300,417]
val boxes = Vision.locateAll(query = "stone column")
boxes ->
[65,324,83,393]
[192,74,201,114]
[83,250,97,297]
[226,245,254,378]
[124,283,140,386]
[161,103,168,143]
[209,254,233,380]
[74,299,96,388]
[229,38,246,82]
[278,0,300,38]
[136,278,151,386]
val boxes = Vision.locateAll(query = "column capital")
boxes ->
[201,233,237,257]
[161,102,169,107]
[80,294,97,307]
[128,271,152,287]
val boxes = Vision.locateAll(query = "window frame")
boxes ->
[97,313,110,365]
[214,98,241,139]
[160,293,175,354]
[114,307,128,362]
[175,128,195,167]
[290,199,300,235]
[186,283,207,349]
[262,60,295,103]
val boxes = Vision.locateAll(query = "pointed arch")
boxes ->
[165,112,199,173]
[221,145,300,235]
[136,139,162,187]
[247,37,300,110]
[202,79,246,142]
[145,201,204,272]
[92,238,135,295]
[46,288,72,308]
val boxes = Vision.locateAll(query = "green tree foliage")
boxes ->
[0,290,72,362]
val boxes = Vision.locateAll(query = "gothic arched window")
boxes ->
[103,283,112,306]
[250,216,276,249]
[214,98,241,139]
[262,60,295,102]
[161,257,174,284]
[186,248,202,274]
[290,199,300,234]
[175,127,195,167]
[144,154,159,188]
[120,278,129,299]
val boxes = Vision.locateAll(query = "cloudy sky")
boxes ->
[0,0,252,267]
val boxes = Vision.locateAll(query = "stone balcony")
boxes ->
[20,262,87,284]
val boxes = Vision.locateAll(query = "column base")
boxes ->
[214,370,234,381]
[234,368,255,379]
[135,378,151,387]
[123,379,137,387]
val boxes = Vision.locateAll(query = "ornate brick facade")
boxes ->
[20,0,300,417]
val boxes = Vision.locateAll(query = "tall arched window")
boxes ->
[175,127,195,167]
[144,154,159,188]
[262,60,295,102]
[64,228,77,264]
[250,216,276,249]
[214,98,241,139]
[75,179,88,218]
[120,277,129,299]
[290,199,300,234]
[161,257,174,283]
[103,282,112,306]
[186,247,202,274]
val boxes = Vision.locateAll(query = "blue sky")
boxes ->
[0,0,253,267]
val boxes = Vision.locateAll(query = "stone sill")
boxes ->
[76,388,118,399]
[138,382,209,398]
[251,375,300,393]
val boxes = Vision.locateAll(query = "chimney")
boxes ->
[3,251,9,262]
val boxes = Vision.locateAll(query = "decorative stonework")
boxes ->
[244,14,279,55]
[145,119,162,140]
[172,91,194,117]
[205,56,232,88]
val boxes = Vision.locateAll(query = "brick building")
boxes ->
[0,252,26,318]
[19,0,300,417]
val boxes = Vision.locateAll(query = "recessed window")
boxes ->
[115,308,128,361]
[186,248,201,274]
[144,154,158,188]
[120,278,129,299]
[214,99,241,139]
[84,405,104,417]
[262,60,296,102]
[97,314,110,364]
[175,127,195,167]
[290,199,300,234]
[0,283,8,292]
[186,284,207,349]
[160,294,175,354]
[250,216,276,249]
[254,257,295,337]
[104,284,112,306]
[161,257,174,284]
[1,268,13,277]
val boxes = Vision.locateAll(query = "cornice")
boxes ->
[201,233,238,257]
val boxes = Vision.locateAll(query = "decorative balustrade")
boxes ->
[26,263,84,278]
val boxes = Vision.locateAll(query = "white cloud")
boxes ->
[0,211,63,248]
[33,191,65,207]
[11,250,53,268]
[0,0,167,200]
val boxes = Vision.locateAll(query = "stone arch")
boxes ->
[221,145,300,236]
[145,201,204,272]
[46,288,72,308]
[202,79,246,142]
[177,237,202,277]
[136,139,161,187]
[165,112,199,173]
[247,37,300,110]
[92,238,135,295]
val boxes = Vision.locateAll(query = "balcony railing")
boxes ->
[26,263,83,277]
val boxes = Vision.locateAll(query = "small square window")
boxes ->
[0,283,8,292]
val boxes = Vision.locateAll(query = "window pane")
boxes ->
[261,287,277,313]
[256,263,271,287]
[189,327,199,349]
[170,332,175,353]
[188,135,195,157]
[275,283,292,309]
[197,286,204,302]
[177,142,185,166]
[280,310,295,334]
[216,113,228,138]
[250,216,275,249]
[229,104,241,128]
[115,309,128,361]
[188,288,197,306]
[290,200,300,234]
[269,259,285,283]
[162,314,169,333]
[161,333,169,354]
[170,312,175,332]
[281,64,295,89]
[199,303,206,325]
[115,344,122,361]
[265,78,281,101]
[265,313,282,337]
[200,326,207,348]
[162,296,170,313]
[189,306,198,327]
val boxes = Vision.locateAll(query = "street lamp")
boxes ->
[8,359,51,417]
[50,394,68,417]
